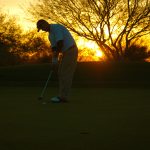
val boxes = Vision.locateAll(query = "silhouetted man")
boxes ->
[37,19,78,103]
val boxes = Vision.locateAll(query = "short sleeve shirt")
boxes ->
[48,24,76,52]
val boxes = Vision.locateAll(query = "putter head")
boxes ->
[38,96,43,100]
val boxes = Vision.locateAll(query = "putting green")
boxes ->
[0,87,150,150]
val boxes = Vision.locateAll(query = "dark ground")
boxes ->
[0,87,150,150]
[0,62,150,150]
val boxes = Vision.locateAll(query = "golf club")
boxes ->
[38,70,53,101]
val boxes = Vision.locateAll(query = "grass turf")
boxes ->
[0,87,150,150]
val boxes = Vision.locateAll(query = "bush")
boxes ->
[0,42,21,66]
[124,44,150,61]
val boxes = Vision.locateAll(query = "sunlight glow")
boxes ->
[2,3,35,31]
[27,52,37,57]
[77,38,104,61]
[95,50,103,57]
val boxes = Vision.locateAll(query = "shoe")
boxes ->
[51,96,68,103]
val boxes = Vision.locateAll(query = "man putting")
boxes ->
[37,19,78,103]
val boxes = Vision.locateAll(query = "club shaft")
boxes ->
[40,70,53,98]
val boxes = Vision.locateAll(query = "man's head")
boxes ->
[37,19,50,32]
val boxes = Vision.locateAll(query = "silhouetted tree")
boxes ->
[0,11,22,65]
[19,30,52,64]
[0,9,52,65]
[0,11,22,52]
[27,0,150,61]
[124,44,150,61]
[20,31,49,52]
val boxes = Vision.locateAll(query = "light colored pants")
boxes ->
[58,45,78,99]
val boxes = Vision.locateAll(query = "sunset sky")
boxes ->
[1,0,35,30]
[0,0,104,60]
[0,0,149,61]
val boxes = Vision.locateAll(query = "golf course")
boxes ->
[0,62,150,150]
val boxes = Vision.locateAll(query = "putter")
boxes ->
[38,70,53,101]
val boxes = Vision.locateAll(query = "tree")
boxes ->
[27,0,150,61]
[124,44,150,61]
[0,9,51,65]
[0,10,23,65]
[19,30,52,64]
[0,10,22,51]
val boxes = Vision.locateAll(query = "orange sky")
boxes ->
[1,0,35,30]
[1,0,149,61]
[0,0,104,61]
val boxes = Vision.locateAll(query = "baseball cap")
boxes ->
[37,19,47,32]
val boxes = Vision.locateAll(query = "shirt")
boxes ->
[48,24,76,52]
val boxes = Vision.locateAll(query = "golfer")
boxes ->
[37,19,78,103]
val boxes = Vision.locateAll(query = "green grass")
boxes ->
[0,87,150,150]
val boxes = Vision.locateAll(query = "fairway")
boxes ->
[0,87,150,150]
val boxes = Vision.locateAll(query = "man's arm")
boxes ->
[51,40,63,53]
[51,40,63,65]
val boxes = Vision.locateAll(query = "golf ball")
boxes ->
[42,102,47,104]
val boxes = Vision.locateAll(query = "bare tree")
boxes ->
[0,10,23,65]
[27,0,150,61]
[0,10,22,53]
[0,9,52,65]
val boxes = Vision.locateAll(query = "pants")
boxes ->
[58,45,78,99]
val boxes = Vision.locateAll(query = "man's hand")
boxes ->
[51,40,62,71]
[51,51,58,71]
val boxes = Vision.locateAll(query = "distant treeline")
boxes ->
[0,10,150,66]
[0,62,150,87]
